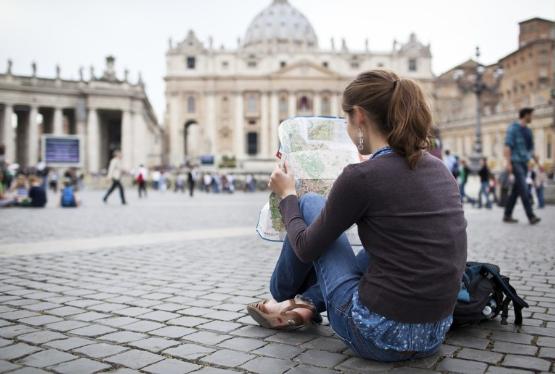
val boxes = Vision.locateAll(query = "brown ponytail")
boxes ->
[342,70,433,169]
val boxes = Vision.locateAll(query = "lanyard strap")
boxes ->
[371,146,394,160]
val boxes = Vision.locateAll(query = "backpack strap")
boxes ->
[481,264,528,325]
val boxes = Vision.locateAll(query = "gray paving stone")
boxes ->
[437,357,488,373]
[105,349,164,369]
[266,332,317,346]
[0,359,20,373]
[501,354,552,372]
[7,368,50,374]
[456,348,503,364]
[252,342,303,360]
[44,337,95,350]
[218,337,267,352]
[0,343,41,360]
[538,346,555,359]
[73,342,128,358]
[69,324,116,337]
[168,316,210,327]
[0,338,11,348]
[72,311,110,322]
[200,348,255,367]
[96,316,139,327]
[192,368,241,374]
[88,303,128,313]
[50,357,111,374]
[485,367,534,374]
[335,357,395,372]
[0,325,37,339]
[18,349,77,368]
[142,358,201,374]
[98,331,147,343]
[490,331,534,344]
[199,320,242,333]
[150,326,196,338]
[23,302,62,312]
[445,335,490,350]
[0,310,39,321]
[492,341,538,355]
[537,336,555,347]
[295,349,346,368]
[19,330,67,344]
[115,307,153,317]
[231,325,276,338]
[45,320,90,332]
[300,336,347,353]
[183,331,232,345]
[123,320,164,332]
[128,337,180,352]
[163,343,215,360]
[240,356,295,374]
[47,306,85,317]
[18,315,63,326]
[139,311,180,322]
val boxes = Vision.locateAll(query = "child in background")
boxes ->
[60,179,79,207]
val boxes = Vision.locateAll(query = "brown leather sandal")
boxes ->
[246,298,316,330]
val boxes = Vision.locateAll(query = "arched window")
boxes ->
[187,96,195,113]
[321,96,331,116]
[279,96,288,117]
[298,96,311,112]
[247,94,257,114]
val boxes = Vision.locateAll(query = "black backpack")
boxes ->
[453,262,529,327]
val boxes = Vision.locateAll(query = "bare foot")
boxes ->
[263,299,314,323]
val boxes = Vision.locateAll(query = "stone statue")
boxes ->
[31,61,37,77]
[124,69,129,82]
[330,38,335,51]
[365,38,369,52]
[55,64,61,79]
[138,72,144,85]
[341,38,347,51]
[168,37,173,49]
[90,66,95,80]
[79,66,84,81]
[7,59,12,75]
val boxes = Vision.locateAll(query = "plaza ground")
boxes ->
[0,189,554,373]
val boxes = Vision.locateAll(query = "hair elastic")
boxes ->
[392,79,400,89]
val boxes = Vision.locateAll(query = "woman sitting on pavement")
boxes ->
[247,70,467,362]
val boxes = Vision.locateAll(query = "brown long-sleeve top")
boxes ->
[279,151,467,323]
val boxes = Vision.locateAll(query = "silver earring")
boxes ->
[358,128,364,151]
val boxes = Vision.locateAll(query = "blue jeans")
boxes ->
[536,185,545,208]
[478,181,491,208]
[504,162,534,219]
[269,193,438,362]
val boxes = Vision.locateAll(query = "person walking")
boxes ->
[503,108,540,224]
[533,163,546,209]
[187,167,196,197]
[477,158,492,209]
[136,164,148,198]
[103,150,127,205]
[458,159,470,204]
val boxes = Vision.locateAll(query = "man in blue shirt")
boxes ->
[503,107,540,224]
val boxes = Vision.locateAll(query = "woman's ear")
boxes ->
[353,106,365,127]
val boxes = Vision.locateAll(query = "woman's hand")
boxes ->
[268,161,297,199]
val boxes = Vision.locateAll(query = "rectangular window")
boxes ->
[280,61,286,68]
[350,62,360,69]
[548,134,553,159]
[186,56,196,69]
[247,132,258,155]
[246,95,257,113]
[187,96,195,113]
[322,61,329,68]
[248,61,257,68]
[408,59,417,72]
[222,61,229,69]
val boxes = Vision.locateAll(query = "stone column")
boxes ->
[205,93,216,155]
[270,92,279,155]
[331,93,340,116]
[169,96,182,166]
[87,108,99,173]
[133,111,146,167]
[260,92,270,157]
[27,106,39,166]
[288,92,296,118]
[53,107,64,135]
[233,93,245,158]
[121,109,133,171]
[2,104,15,163]
[313,93,322,116]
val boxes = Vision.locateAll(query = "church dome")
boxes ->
[243,0,318,52]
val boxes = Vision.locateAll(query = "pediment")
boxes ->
[271,61,340,79]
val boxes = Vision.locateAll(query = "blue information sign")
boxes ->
[43,136,81,165]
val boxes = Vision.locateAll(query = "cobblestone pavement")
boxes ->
[0,190,554,373]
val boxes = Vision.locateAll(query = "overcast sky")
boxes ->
[1,0,553,120]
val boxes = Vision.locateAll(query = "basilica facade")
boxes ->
[164,0,434,169]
